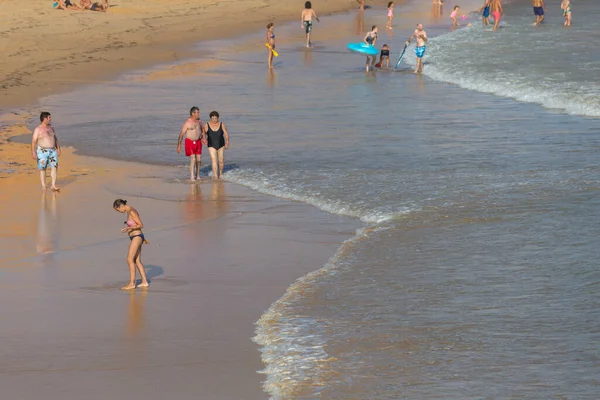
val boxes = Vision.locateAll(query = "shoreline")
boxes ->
[0,150,361,399]
[0,0,365,111]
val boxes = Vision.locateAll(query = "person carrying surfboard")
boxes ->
[363,25,378,72]
[406,23,428,74]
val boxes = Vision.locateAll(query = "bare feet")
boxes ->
[51,187,60,192]
[137,282,149,288]
[122,283,136,290]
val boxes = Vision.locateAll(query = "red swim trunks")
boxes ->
[185,138,202,156]
[492,11,501,21]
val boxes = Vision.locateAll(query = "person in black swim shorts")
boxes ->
[301,1,320,48]
[532,0,546,26]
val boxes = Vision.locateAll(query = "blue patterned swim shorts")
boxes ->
[415,46,426,58]
[37,146,59,170]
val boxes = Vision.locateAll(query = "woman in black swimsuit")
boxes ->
[363,25,378,72]
[203,111,230,180]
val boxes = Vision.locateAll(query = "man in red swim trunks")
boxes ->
[490,0,504,31]
[176,106,206,181]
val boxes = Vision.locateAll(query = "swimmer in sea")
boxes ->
[561,0,571,26]
[489,0,504,31]
[532,0,546,26]
[266,23,276,69]
[406,23,428,73]
[203,111,230,180]
[363,25,378,72]
[479,0,491,26]
[113,199,149,290]
[301,2,320,48]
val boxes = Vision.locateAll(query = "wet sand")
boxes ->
[0,155,359,398]
[0,0,360,110]
[0,2,398,397]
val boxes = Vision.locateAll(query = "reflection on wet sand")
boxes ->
[211,181,228,215]
[184,183,204,221]
[304,48,313,66]
[126,289,148,340]
[416,72,425,91]
[267,68,277,88]
[431,2,443,21]
[355,10,364,35]
[37,191,59,258]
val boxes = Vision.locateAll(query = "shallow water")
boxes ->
[15,0,600,397]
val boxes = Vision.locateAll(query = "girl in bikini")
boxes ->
[113,199,149,290]
[266,23,276,69]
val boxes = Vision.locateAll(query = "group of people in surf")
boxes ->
[478,0,571,29]
[265,0,574,73]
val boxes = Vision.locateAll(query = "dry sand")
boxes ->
[0,0,360,110]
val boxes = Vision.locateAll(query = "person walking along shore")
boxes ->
[176,106,205,182]
[204,111,230,180]
[31,112,61,192]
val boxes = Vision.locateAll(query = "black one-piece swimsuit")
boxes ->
[207,123,225,150]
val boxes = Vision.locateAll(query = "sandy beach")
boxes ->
[9,0,596,398]
[0,0,361,110]
[0,153,359,399]
[0,0,370,397]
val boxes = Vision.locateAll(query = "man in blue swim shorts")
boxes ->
[532,0,546,26]
[31,112,61,191]
[406,23,428,73]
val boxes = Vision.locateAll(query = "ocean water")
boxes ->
[20,0,600,397]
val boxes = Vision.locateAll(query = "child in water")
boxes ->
[479,0,490,25]
[386,2,394,30]
[561,0,571,26]
[301,1,319,48]
[450,5,464,27]
[378,44,390,69]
